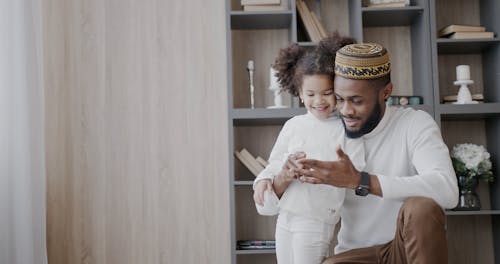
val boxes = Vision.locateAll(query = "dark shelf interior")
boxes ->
[361,6,424,27]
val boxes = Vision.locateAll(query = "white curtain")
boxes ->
[0,0,48,263]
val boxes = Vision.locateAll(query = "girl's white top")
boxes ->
[254,112,345,225]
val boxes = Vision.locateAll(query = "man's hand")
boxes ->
[280,151,306,180]
[294,146,360,189]
[273,151,306,197]
[253,179,273,206]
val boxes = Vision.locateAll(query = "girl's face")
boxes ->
[299,74,336,120]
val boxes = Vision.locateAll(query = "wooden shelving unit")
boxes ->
[226,0,500,263]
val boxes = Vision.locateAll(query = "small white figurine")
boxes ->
[453,65,478,104]
[247,60,255,109]
[267,67,287,109]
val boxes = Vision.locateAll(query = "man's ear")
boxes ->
[382,82,393,100]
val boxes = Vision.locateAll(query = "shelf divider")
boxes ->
[230,10,293,30]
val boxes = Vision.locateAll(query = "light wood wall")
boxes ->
[43,0,230,263]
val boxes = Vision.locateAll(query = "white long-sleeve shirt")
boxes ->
[253,112,346,225]
[336,106,458,254]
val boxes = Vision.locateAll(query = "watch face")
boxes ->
[355,186,369,196]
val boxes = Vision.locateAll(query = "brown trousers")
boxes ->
[323,197,447,264]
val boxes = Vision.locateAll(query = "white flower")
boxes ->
[452,143,491,170]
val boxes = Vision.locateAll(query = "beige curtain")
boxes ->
[0,0,48,263]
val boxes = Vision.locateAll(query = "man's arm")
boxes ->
[374,112,458,208]
[295,112,458,209]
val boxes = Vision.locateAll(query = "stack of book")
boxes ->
[363,0,409,8]
[296,0,327,42]
[241,0,288,11]
[438,24,495,39]
[237,240,276,250]
[234,148,269,177]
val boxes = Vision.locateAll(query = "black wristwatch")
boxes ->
[355,171,370,196]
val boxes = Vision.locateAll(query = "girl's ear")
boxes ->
[299,92,304,103]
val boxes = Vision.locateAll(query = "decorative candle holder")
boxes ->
[267,67,287,109]
[453,80,477,104]
[453,65,478,104]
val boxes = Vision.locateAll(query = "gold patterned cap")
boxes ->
[334,43,391,80]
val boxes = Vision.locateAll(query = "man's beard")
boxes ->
[341,101,383,139]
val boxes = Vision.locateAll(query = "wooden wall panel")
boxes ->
[320,0,350,37]
[363,26,413,97]
[435,0,480,31]
[447,216,495,264]
[43,0,230,263]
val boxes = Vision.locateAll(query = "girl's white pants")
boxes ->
[275,211,336,264]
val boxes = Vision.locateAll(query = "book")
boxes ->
[310,11,327,38]
[296,0,314,41]
[243,1,288,11]
[364,0,409,8]
[302,1,322,41]
[237,240,275,246]
[438,24,485,37]
[241,0,280,5]
[256,156,269,167]
[234,150,261,177]
[237,240,276,250]
[296,0,321,42]
[240,148,265,175]
[237,245,276,250]
[447,31,494,39]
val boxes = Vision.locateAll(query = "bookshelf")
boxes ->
[226,0,500,263]
[430,0,500,263]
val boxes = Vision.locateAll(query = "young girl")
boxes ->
[253,33,355,264]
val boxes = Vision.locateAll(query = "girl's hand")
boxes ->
[273,151,307,197]
[253,179,273,206]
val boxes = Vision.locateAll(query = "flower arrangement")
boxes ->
[451,143,494,185]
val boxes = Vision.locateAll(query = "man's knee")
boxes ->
[400,197,444,226]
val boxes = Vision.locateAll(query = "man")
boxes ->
[294,43,459,263]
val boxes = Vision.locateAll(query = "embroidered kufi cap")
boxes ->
[334,43,391,80]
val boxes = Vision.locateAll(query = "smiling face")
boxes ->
[299,74,336,120]
[334,76,392,138]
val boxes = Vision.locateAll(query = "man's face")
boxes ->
[334,76,388,138]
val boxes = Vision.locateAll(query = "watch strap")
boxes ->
[355,171,370,196]
[360,171,370,187]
